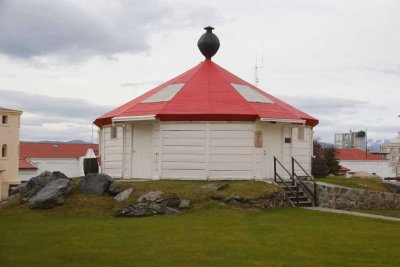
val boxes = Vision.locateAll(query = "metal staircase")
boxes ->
[274,157,318,207]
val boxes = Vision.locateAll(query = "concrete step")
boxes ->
[292,200,313,207]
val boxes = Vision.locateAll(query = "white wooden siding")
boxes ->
[161,122,207,179]
[123,125,132,178]
[208,123,254,179]
[100,121,314,180]
[19,158,80,181]
[291,126,312,175]
[102,126,123,177]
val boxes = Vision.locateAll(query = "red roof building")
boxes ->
[336,148,395,178]
[336,149,387,161]
[95,27,318,180]
[19,142,99,181]
[20,142,99,159]
[19,159,37,170]
[94,60,318,128]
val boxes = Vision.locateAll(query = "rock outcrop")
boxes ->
[211,190,290,209]
[78,173,113,196]
[108,181,124,196]
[20,171,69,203]
[28,179,72,209]
[116,191,190,217]
[113,188,133,202]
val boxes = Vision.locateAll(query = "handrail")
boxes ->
[291,157,318,206]
[274,156,299,206]
[274,156,294,183]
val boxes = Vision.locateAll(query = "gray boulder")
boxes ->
[11,183,27,196]
[28,179,72,209]
[108,181,123,196]
[200,183,229,191]
[113,188,133,202]
[78,173,113,196]
[178,199,191,208]
[116,191,187,217]
[20,171,69,203]
[116,202,181,217]
[137,191,163,203]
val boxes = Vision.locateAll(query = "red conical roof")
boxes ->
[94,60,318,127]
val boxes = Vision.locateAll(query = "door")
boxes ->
[131,124,153,178]
[262,124,283,179]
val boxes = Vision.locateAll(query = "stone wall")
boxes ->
[304,182,400,209]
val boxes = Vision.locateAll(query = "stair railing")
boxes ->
[291,157,318,206]
[274,156,299,206]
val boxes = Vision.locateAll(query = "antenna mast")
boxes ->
[254,42,264,87]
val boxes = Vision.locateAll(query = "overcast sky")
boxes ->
[0,0,399,143]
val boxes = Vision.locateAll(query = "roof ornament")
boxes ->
[197,26,220,60]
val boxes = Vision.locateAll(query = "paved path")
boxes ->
[304,207,400,222]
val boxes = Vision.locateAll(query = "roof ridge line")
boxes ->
[156,61,207,116]
[212,62,260,118]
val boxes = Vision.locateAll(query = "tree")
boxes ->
[312,139,340,177]
[325,147,340,175]
[312,139,329,177]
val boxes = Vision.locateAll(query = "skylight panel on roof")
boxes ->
[142,83,185,103]
[231,83,274,103]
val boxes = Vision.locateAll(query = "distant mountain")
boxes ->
[65,140,90,144]
[367,138,390,152]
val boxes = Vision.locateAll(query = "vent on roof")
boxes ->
[231,83,274,103]
[142,83,185,103]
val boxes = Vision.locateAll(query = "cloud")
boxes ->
[0,0,224,61]
[121,80,162,88]
[0,89,111,141]
[278,95,369,116]
[0,89,112,120]
[276,94,399,143]
[20,124,95,142]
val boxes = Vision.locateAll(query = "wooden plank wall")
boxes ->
[99,122,313,180]
[160,122,257,180]
[291,126,312,174]
[102,126,123,177]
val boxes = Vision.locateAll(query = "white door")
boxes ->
[131,124,153,178]
[262,124,283,179]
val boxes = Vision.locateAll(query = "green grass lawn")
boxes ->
[0,180,399,266]
[315,176,390,192]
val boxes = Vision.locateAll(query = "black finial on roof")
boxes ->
[197,26,220,60]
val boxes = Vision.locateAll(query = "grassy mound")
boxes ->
[316,176,390,192]
[3,180,282,217]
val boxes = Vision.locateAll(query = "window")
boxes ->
[142,83,185,103]
[1,115,8,124]
[231,83,274,103]
[297,127,305,141]
[110,126,118,139]
[1,144,7,158]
